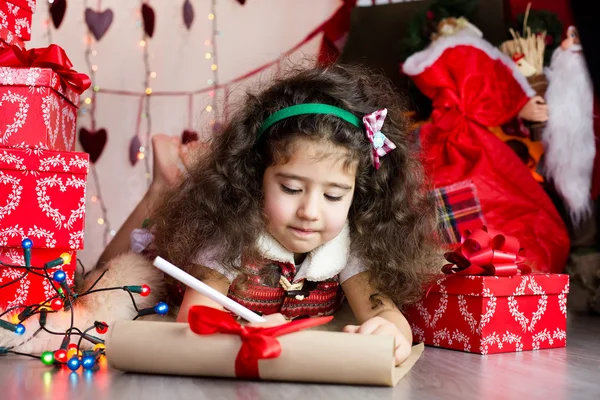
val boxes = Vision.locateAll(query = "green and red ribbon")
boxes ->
[0,44,91,94]
[442,226,531,276]
[188,305,332,379]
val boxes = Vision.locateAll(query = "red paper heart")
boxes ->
[183,0,194,30]
[79,128,107,164]
[181,130,199,144]
[84,8,114,41]
[50,0,67,29]
[142,4,156,38]
[129,136,142,166]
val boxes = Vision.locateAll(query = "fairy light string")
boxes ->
[82,0,113,246]
[0,238,167,370]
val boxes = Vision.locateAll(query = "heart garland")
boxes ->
[183,0,194,30]
[79,128,107,164]
[141,3,156,38]
[129,136,142,166]
[181,130,199,145]
[50,0,67,29]
[84,8,114,41]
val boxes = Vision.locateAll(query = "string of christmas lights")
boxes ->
[206,0,219,128]
[131,0,156,184]
[44,0,53,44]
[81,0,113,248]
[0,238,167,371]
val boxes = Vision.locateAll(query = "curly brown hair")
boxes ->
[151,63,442,309]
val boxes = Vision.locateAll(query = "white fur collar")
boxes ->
[402,31,535,98]
[256,223,350,282]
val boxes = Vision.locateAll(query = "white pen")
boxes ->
[152,256,267,323]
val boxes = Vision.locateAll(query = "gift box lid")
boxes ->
[3,0,36,12]
[0,66,80,107]
[0,26,24,49]
[426,273,569,297]
[0,146,89,174]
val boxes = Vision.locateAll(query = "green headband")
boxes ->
[257,103,362,139]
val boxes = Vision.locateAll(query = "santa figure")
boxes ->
[543,26,595,226]
[402,17,570,273]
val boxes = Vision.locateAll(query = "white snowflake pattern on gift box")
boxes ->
[480,332,502,354]
[416,277,449,329]
[451,329,471,352]
[41,95,60,148]
[61,107,76,150]
[508,276,548,332]
[532,328,554,350]
[558,282,569,315]
[35,175,86,230]
[501,331,524,352]
[432,328,452,347]
[0,172,22,222]
[26,225,56,248]
[0,91,29,144]
[0,225,24,246]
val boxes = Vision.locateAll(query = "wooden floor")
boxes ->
[1,312,599,400]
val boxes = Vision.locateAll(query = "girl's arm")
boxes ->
[176,265,287,327]
[341,271,413,365]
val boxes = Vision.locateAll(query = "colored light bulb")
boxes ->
[60,253,72,265]
[21,238,33,249]
[67,343,78,351]
[50,298,64,311]
[67,348,79,359]
[93,343,106,352]
[54,349,67,363]
[53,270,66,283]
[141,284,151,297]
[15,324,25,335]
[41,351,54,365]
[95,321,108,335]
[154,302,169,315]
[67,357,81,371]
[81,355,95,370]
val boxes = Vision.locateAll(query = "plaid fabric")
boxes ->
[362,108,396,170]
[432,180,486,245]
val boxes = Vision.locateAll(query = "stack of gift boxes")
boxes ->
[0,0,91,309]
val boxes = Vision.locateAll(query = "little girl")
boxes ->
[98,64,441,365]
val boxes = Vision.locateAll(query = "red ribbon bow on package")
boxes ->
[0,44,91,94]
[442,226,531,276]
[188,305,332,379]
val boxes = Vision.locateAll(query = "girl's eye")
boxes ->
[281,185,301,194]
[325,194,343,202]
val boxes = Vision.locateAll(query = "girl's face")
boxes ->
[262,137,357,256]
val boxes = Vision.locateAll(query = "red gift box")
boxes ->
[0,247,75,310]
[0,25,24,49]
[0,65,81,151]
[0,0,36,41]
[0,147,88,250]
[406,273,569,354]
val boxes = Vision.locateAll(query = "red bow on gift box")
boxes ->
[188,305,332,379]
[442,226,531,276]
[0,44,91,94]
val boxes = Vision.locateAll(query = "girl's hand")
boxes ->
[246,313,288,328]
[343,316,412,365]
